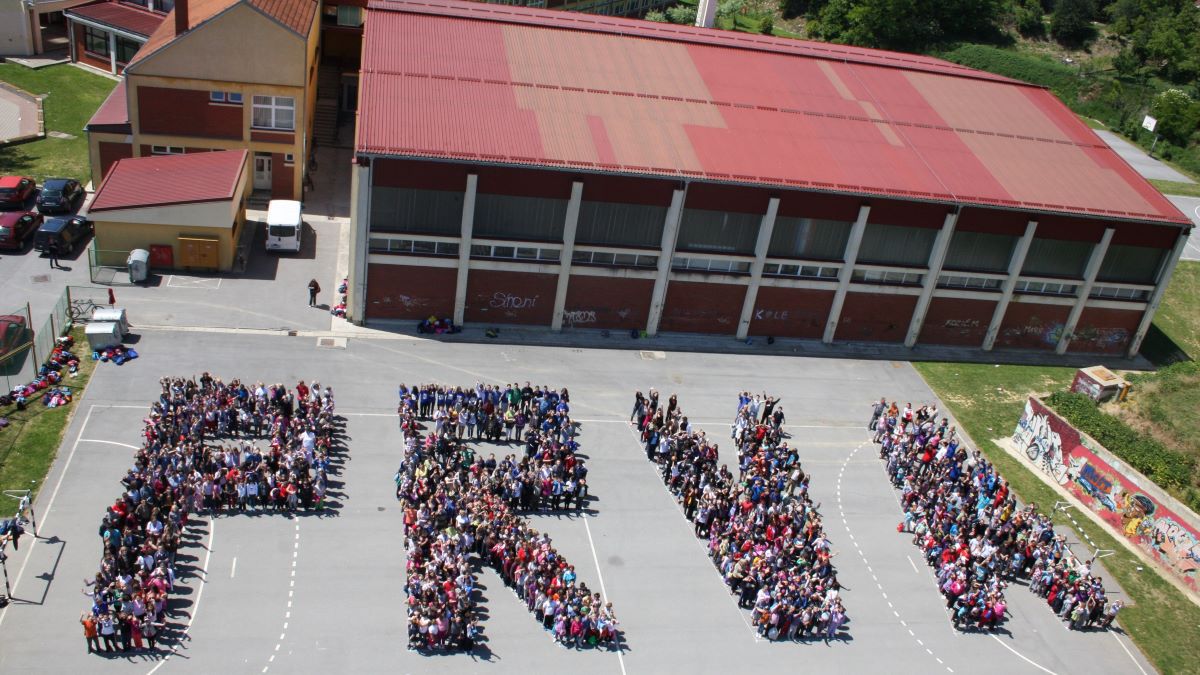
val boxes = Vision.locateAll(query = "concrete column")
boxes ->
[452,173,478,327]
[1127,229,1189,358]
[695,0,717,27]
[108,32,117,74]
[736,197,779,340]
[904,210,959,348]
[983,220,1037,351]
[67,22,76,64]
[1055,227,1114,355]
[347,160,373,324]
[551,181,584,331]
[645,188,686,337]
[822,204,870,344]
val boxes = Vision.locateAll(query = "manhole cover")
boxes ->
[639,350,666,360]
[317,337,347,349]
[30,274,50,284]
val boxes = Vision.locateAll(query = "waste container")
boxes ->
[127,249,150,283]
[92,307,128,336]
[85,322,122,350]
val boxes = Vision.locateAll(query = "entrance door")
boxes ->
[253,154,272,191]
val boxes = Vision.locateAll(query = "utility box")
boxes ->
[85,322,122,350]
[1071,365,1130,403]
[178,236,219,270]
[149,244,174,269]
[92,307,128,336]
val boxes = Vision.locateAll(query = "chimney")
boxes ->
[695,0,716,28]
[174,0,189,36]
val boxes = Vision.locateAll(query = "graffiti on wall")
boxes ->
[562,310,597,325]
[489,292,538,310]
[755,309,790,321]
[943,318,981,329]
[1002,318,1065,346]
[1070,326,1129,348]
[1014,397,1200,592]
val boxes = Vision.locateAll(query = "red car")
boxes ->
[0,176,36,211]
[0,210,42,251]
[0,314,30,358]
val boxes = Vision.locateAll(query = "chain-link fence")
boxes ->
[0,290,74,393]
[89,244,135,286]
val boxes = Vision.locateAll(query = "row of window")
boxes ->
[1014,279,1078,296]
[672,256,752,274]
[938,274,1004,291]
[763,262,839,280]
[322,4,364,26]
[83,26,140,64]
[1090,286,1150,301]
[573,250,659,268]
[852,269,924,286]
[209,91,244,105]
[370,238,460,256]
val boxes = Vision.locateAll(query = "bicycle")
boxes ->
[68,298,102,323]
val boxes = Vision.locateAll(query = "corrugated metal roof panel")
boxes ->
[89,150,248,212]
[66,1,166,38]
[358,0,1191,226]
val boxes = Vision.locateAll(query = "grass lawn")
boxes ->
[913,361,1200,675]
[0,325,97,499]
[1151,260,1200,360]
[0,64,117,185]
[1150,179,1200,198]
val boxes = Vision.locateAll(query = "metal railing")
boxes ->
[88,244,134,286]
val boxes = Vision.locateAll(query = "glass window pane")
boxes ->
[613,253,637,266]
[412,240,436,254]
[369,238,388,251]
[592,252,614,265]
[471,244,490,257]
[516,247,539,259]
[572,250,591,263]
[493,246,514,258]
[762,263,780,275]
[539,249,560,261]
[780,264,799,276]
[637,255,658,267]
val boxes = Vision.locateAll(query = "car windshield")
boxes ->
[42,189,62,197]
[269,225,296,237]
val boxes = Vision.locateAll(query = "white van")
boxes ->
[265,199,303,253]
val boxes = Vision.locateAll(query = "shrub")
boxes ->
[1044,391,1196,491]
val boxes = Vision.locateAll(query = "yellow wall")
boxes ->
[123,1,321,200]
[94,218,241,271]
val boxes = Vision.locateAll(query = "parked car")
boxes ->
[0,176,36,210]
[0,314,30,357]
[36,178,85,214]
[0,210,43,251]
[34,215,93,255]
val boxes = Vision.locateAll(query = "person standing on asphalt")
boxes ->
[47,240,61,269]
[308,278,321,307]
[80,612,100,653]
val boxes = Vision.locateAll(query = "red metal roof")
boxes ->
[89,149,248,212]
[66,1,166,38]
[86,79,129,131]
[357,0,1189,226]
[129,0,315,67]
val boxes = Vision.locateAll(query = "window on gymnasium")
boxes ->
[252,95,295,131]
[337,5,363,26]
[84,27,109,56]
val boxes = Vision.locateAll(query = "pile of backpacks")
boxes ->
[93,345,139,366]
[1,336,81,413]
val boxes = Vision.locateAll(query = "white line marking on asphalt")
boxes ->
[146,515,215,675]
[1111,629,1150,675]
[0,404,96,630]
[231,556,237,578]
[280,633,285,641]
[583,517,628,675]
[78,438,141,449]
[989,635,1060,675]
[907,555,919,573]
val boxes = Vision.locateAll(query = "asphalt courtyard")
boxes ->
[0,329,1156,675]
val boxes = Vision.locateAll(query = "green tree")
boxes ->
[810,0,1003,51]
[1106,0,1200,84]
[645,9,667,21]
[1150,89,1200,146]
[1049,0,1096,47]
[1015,0,1045,37]
[665,3,697,24]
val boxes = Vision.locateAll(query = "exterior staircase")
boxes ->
[313,65,342,147]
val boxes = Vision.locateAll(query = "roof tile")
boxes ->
[89,150,248,212]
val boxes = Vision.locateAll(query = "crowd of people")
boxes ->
[395,383,619,652]
[633,390,848,642]
[81,375,339,655]
[869,399,1121,632]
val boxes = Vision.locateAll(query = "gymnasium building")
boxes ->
[347,0,1192,357]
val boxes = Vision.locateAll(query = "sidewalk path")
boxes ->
[1094,129,1194,184]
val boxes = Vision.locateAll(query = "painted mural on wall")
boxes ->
[1013,397,1200,592]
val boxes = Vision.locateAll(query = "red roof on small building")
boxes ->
[89,149,248,212]
[86,79,129,132]
[357,0,1189,227]
[66,1,166,38]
